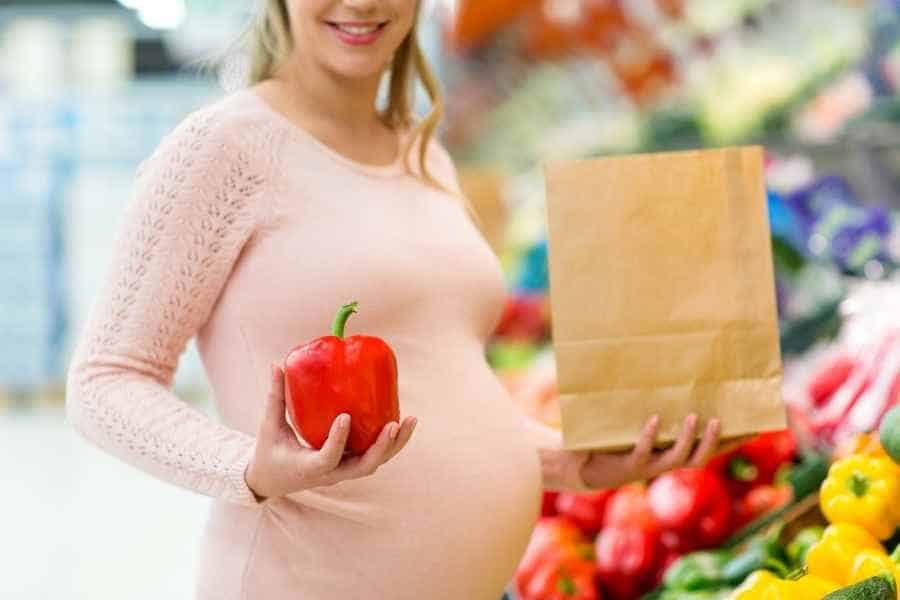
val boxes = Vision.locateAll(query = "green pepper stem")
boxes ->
[764,558,791,578]
[331,302,359,339]
[847,471,870,498]
[556,572,576,596]
[729,456,760,482]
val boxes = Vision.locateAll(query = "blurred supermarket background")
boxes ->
[2,0,900,598]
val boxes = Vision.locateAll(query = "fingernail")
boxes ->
[411,417,418,430]
[340,414,351,428]
[688,414,698,425]
[389,424,399,440]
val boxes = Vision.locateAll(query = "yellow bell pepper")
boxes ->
[807,523,884,586]
[820,454,900,540]
[850,546,900,599]
[730,570,779,599]
[794,574,842,597]
[729,570,838,599]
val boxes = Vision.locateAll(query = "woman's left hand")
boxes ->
[570,414,721,491]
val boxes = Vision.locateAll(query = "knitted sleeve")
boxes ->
[65,104,275,506]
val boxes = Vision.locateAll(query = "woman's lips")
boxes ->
[325,21,389,46]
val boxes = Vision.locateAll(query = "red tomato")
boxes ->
[555,489,615,535]
[603,484,659,531]
[596,526,661,600]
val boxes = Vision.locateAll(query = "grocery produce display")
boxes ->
[442,3,900,599]
[510,431,820,600]
[441,0,898,166]
[486,118,900,600]
[507,415,900,600]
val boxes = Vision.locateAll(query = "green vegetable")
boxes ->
[722,530,790,586]
[880,406,900,465]
[663,550,732,591]
[657,588,733,600]
[788,453,830,499]
[787,526,825,568]
[486,342,538,371]
[724,453,829,551]
[823,574,897,600]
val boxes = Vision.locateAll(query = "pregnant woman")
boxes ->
[65,1,721,598]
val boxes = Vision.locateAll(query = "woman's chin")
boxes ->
[325,57,392,82]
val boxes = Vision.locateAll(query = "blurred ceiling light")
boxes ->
[116,0,187,31]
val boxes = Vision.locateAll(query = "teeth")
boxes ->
[336,24,379,35]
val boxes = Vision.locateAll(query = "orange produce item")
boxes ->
[524,5,581,58]
[452,0,538,49]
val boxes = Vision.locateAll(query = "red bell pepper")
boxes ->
[284,302,399,456]
[733,484,792,530]
[595,525,661,600]
[515,518,599,600]
[659,529,696,554]
[647,469,732,549]
[542,490,561,517]
[707,430,797,497]
[493,293,550,343]
[603,484,658,531]
[522,565,599,600]
[555,489,615,536]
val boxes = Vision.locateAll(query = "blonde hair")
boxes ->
[247,0,445,187]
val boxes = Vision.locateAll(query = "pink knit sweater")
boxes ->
[65,88,558,599]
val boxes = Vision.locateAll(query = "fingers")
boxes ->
[688,418,722,468]
[385,417,417,462]
[651,414,699,473]
[336,421,397,479]
[330,417,418,481]
[310,413,352,474]
[630,415,660,468]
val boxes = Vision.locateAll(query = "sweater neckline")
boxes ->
[241,87,409,179]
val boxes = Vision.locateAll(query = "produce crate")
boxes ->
[722,492,824,554]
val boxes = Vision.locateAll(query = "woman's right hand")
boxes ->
[244,364,417,502]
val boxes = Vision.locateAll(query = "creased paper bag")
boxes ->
[545,146,786,451]
[458,167,508,256]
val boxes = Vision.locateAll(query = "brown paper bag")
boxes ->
[458,167,508,255]
[544,146,786,451]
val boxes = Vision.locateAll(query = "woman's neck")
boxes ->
[272,56,386,136]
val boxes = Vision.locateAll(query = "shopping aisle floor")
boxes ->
[2,408,210,599]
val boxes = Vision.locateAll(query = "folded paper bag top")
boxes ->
[544,146,786,452]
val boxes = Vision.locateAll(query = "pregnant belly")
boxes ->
[218,359,543,600]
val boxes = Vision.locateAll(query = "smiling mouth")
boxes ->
[326,22,389,35]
